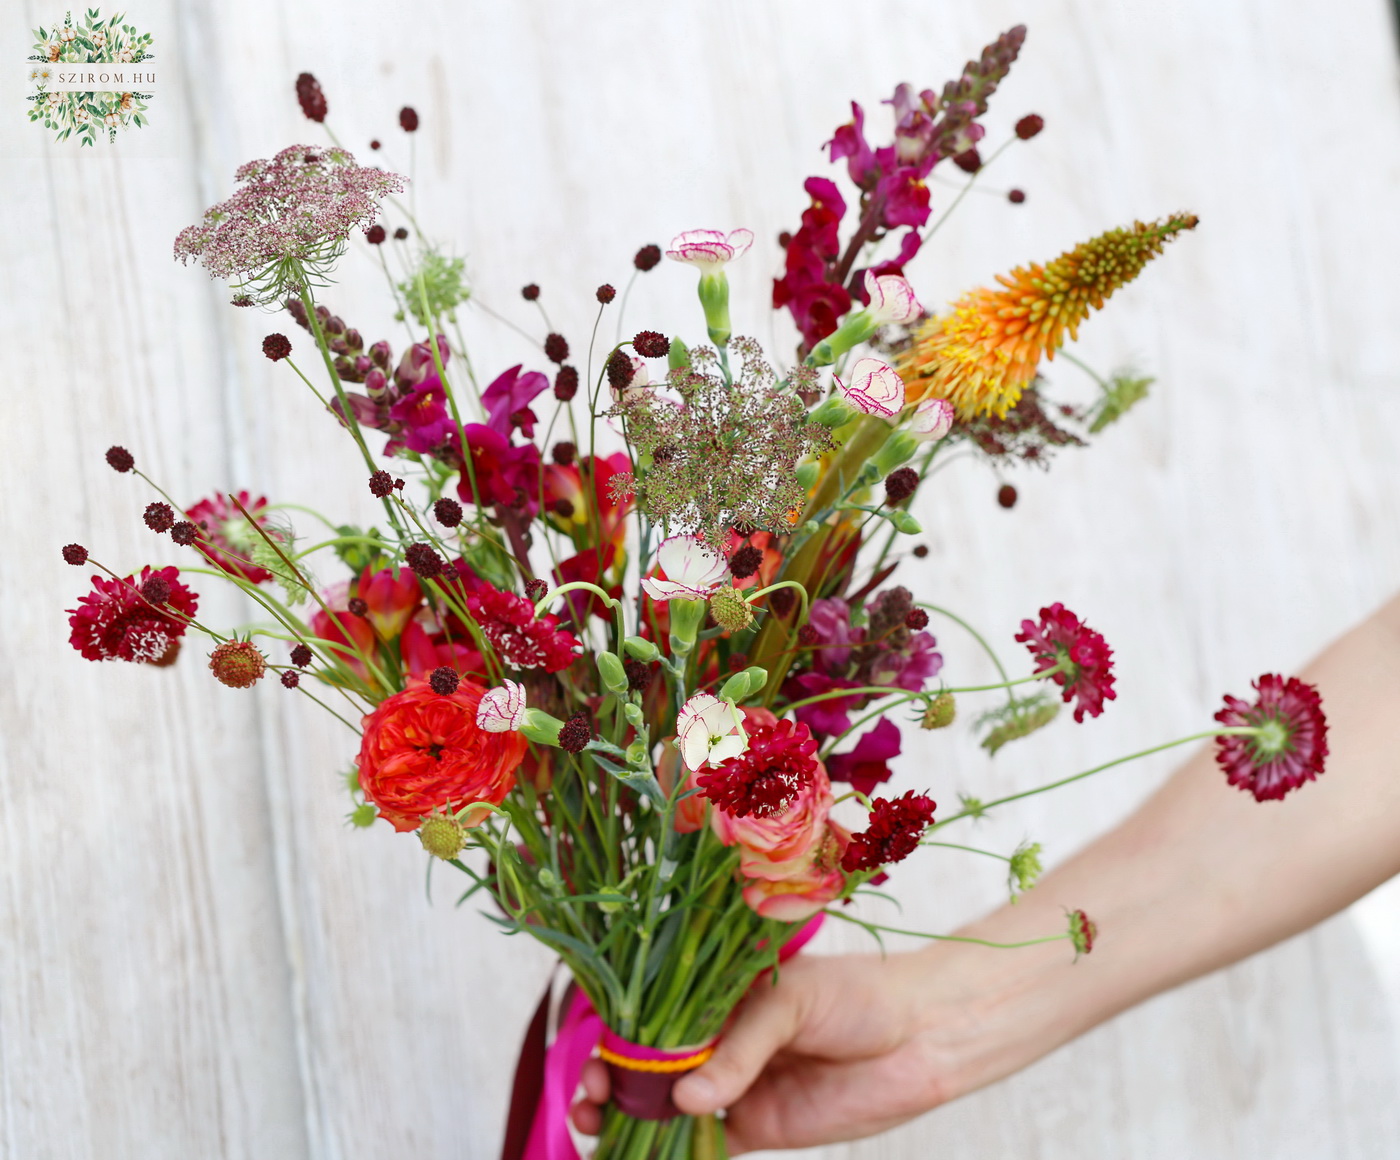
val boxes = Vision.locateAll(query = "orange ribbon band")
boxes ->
[596,1044,716,1074]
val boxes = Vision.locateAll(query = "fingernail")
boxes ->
[677,1074,717,1112]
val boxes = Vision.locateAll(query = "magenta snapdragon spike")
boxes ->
[174,145,405,305]
[1015,602,1117,722]
[1214,674,1329,801]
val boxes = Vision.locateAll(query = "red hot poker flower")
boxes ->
[1015,602,1117,723]
[357,678,526,832]
[698,719,820,819]
[1214,673,1329,802]
[840,790,936,873]
[67,565,198,664]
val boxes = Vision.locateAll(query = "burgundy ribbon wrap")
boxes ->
[500,914,825,1160]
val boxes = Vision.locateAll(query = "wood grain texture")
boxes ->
[4,1,1399,1157]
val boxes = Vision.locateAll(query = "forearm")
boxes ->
[925,592,1400,1100]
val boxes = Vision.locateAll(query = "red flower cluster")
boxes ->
[466,583,579,673]
[184,491,282,583]
[1214,673,1328,802]
[67,565,198,664]
[357,678,526,832]
[1015,602,1117,722]
[698,719,820,819]
[840,790,935,873]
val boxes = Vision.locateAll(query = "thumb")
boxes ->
[673,979,804,1116]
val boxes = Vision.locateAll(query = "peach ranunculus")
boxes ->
[357,677,526,832]
[741,855,846,921]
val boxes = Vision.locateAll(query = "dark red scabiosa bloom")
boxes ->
[364,224,386,245]
[1015,113,1045,140]
[368,470,395,498]
[605,349,634,395]
[369,139,381,151]
[433,497,464,527]
[1068,908,1097,956]
[768,587,796,618]
[596,284,616,304]
[263,333,292,361]
[295,73,327,123]
[106,445,135,473]
[184,491,283,584]
[905,609,930,630]
[912,544,929,558]
[1214,674,1329,802]
[558,711,592,753]
[998,483,1018,508]
[62,544,88,566]
[394,226,409,240]
[465,584,580,672]
[524,578,549,602]
[143,502,175,533]
[429,666,461,695]
[633,244,661,272]
[68,566,198,663]
[884,467,919,505]
[1008,189,1027,205]
[521,283,541,301]
[544,333,569,364]
[170,521,198,546]
[840,790,936,873]
[290,643,313,668]
[953,148,982,173]
[553,366,579,402]
[728,543,763,580]
[632,330,669,359]
[209,641,267,688]
[139,575,172,604]
[624,659,653,693]
[697,719,820,819]
[551,441,576,466]
[1015,602,1117,723]
[796,624,820,647]
[399,106,419,132]
[281,670,300,689]
[405,542,445,579]
[347,597,369,617]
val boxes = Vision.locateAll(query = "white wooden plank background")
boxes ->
[4,1,1400,1157]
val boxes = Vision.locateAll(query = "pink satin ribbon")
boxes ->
[518,913,825,1160]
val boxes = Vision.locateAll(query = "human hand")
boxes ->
[570,949,974,1153]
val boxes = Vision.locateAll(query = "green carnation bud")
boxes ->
[922,692,956,729]
[697,271,733,348]
[623,636,661,663]
[520,707,565,747]
[597,651,629,695]
[810,396,855,428]
[418,814,466,861]
[709,585,754,632]
[869,431,920,478]
[668,597,707,657]
[889,510,922,534]
[668,337,691,371]
[623,702,644,727]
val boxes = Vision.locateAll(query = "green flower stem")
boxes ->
[921,136,1014,244]
[292,534,390,560]
[781,684,926,715]
[919,601,1013,686]
[826,906,1070,949]
[282,356,332,410]
[940,661,1069,695]
[748,580,811,628]
[263,501,344,532]
[929,727,1262,831]
[921,840,1012,862]
[818,693,926,758]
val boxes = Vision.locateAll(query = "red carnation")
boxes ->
[184,491,283,584]
[357,677,526,832]
[465,583,580,673]
[840,791,936,873]
[67,565,198,664]
[1015,602,1117,723]
[1214,673,1329,802]
[698,719,819,819]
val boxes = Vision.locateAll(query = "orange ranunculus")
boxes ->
[357,677,526,832]
[741,857,846,921]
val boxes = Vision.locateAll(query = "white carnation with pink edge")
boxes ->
[476,680,527,733]
[665,228,754,271]
[836,357,906,418]
[639,535,730,602]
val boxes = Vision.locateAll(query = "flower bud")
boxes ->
[870,431,920,478]
[1068,908,1097,956]
[697,270,733,348]
[623,702,644,727]
[795,461,820,489]
[889,510,922,535]
[623,635,660,663]
[718,665,768,703]
[349,803,377,828]
[922,692,956,729]
[667,597,708,657]
[209,641,267,688]
[668,337,691,371]
[419,814,466,861]
[709,586,754,632]
[1009,841,1043,897]
[597,652,630,696]
[809,395,856,429]
[520,708,566,747]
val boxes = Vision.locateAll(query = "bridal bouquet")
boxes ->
[62,25,1329,1160]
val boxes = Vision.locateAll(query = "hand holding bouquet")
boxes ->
[63,27,1328,1160]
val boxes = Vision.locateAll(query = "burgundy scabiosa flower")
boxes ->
[184,491,283,584]
[558,711,592,753]
[405,542,445,579]
[1214,673,1328,802]
[596,284,616,304]
[429,666,461,696]
[840,790,936,873]
[433,497,463,527]
[544,333,569,364]
[143,502,175,533]
[295,73,327,122]
[106,445,135,473]
[632,330,670,359]
[62,544,88,566]
[553,365,579,402]
[170,521,198,546]
[68,566,198,664]
[263,333,292,361]
[290,643,313,668]
[281,670,300,688]
[1015,602,1116,723]
[698,719,820,819]
[399,106,419,132]
[633,244,662,272]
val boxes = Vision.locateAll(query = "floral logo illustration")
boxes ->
[27,8,154,145]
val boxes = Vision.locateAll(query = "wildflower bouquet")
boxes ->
[63,28,1330,1160]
